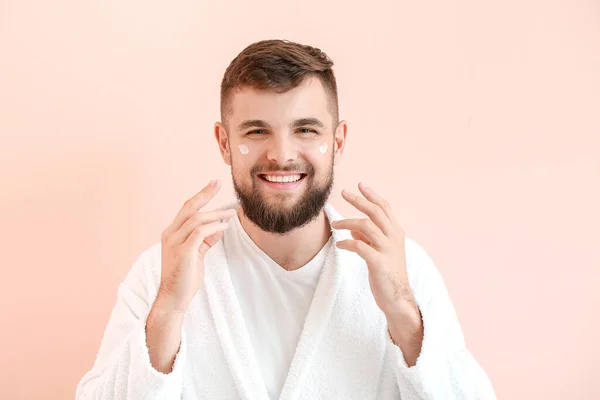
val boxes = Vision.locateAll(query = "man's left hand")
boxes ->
[332,182,424,365]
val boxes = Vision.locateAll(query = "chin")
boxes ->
[263,193,303,205]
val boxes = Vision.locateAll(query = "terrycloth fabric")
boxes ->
[224,211,334,399]
[76,203,497,399]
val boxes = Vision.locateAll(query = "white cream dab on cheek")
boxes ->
[319,142,328,154]
[238,144,249,155]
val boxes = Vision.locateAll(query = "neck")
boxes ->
[237,206,332,271]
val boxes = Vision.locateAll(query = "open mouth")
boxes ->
[258,173,308,184]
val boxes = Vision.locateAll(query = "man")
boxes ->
[76,39,496,399]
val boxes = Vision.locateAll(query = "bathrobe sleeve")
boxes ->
[76,245,187,400]
[388,239,497,400]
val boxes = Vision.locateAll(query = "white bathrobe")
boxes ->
[76,203,496,399]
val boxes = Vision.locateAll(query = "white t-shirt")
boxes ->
[222,213,333,399]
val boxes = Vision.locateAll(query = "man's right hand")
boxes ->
[156,179,236,313]
[146,179,236,373]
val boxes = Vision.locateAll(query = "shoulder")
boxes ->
[404,236,452,305]
[405,236,440,279]
[404,236,435,270]
[136,241,162,265]
[120,242,162,296]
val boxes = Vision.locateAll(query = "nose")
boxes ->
[266,134,298,165]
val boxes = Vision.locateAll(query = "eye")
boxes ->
[297,128,317,134]
[247,129,266,135]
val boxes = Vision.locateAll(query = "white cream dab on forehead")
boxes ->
[319,142,328,154]
[238,144,249,155]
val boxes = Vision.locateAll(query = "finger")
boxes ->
[335,239,379,265]
[164,180,223,238]
[341,189,393,236]
[351,230,370,244]
[171,208,237,245]
[331,218,386,249]
[182,221,229,254]
[357,182,397,224]
[198,230,226,255]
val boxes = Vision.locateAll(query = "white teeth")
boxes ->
[263,174,302,183]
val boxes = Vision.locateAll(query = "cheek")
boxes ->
[232,141,260,167]
[319,142,328,154]
[231,145,255,172]
[231,143,261,179]
[312,141,334,165]
[238,144,249,155]
[235,140,266,158]
[303,147,332,174]
[299,140,331,158]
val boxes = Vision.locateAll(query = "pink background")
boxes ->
[1,0,599,398]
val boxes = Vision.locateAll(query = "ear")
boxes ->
[214,122,232,166]
[333,120,348,166]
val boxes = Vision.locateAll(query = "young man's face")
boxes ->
[215,77,346,234]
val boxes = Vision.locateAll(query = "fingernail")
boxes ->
[360,182,368,188]
[208,180,214,186]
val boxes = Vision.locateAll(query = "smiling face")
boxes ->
[215,76,346,234]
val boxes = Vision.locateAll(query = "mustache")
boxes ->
[250,163,314,175]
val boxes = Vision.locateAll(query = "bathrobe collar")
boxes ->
[203,202,352,400]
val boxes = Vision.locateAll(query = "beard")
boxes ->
[232,156,334,235]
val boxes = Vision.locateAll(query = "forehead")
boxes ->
[228,77,333,129]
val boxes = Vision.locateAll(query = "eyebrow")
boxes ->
[237,119,269,131]
[237,117,326,131]
[292,118,325,128]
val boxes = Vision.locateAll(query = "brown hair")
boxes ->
[220,39,339,126]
